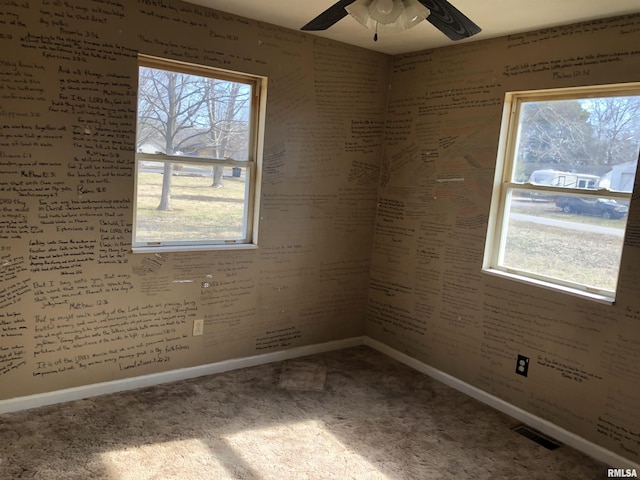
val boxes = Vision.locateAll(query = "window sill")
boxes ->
[131,243,258,254]
[481,268,615,305]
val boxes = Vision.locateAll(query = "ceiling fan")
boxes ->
[301,0,481,42]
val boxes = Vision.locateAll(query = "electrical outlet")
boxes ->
[516,354,529,377]
[193,319,204,336]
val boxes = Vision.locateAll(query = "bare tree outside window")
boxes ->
[515,97,640,179]
[586,97,640,167]
[203,78,251,187]
[136,66,252,208]
[137,67,209,210]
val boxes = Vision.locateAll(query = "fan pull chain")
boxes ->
[374,21,378,41]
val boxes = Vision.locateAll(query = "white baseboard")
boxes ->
[0,336,364,415]
[1,334,637,470]
[363,337,639,471]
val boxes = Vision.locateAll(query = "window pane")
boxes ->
[512,97,640,190]
[134,162,248,243]
[137,66,252,161]
[501,190,627,292]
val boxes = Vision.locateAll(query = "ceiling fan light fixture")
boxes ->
[399,0,430,28]
[345,0,430,34]
[374,0,395,15]
[345,0,377,29]
[370,0,402,24]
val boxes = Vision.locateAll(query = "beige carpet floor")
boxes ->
[0,346,608,479]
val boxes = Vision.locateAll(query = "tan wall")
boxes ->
[0,1,389,398]
[368,15,640,463]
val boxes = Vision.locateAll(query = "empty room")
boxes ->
[1,0,639,478]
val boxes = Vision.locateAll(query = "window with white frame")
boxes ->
[484,84,640,302]
[133,55,265,251]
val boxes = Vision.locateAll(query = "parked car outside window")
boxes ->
[555,196,628,219]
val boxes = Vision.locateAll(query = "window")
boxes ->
[484,84,640,302]
[133,55,265,251]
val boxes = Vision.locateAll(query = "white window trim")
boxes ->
[483,83,640,304]
[132,55,266,253]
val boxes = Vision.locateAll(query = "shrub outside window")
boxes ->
[484,84,640,302]
[133,55,264,251]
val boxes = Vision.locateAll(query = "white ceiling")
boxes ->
[183,0,640,55]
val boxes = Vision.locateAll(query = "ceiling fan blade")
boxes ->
[419,0,481,41]
[301,0,356,31]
